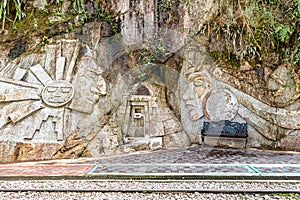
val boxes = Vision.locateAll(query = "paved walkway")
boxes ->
[1,147,300,179]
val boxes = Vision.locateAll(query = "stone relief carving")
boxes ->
[0,40,105,143]
[203,89,239,121]
[180,62,240,144]
[68,46,107,114]
[178,43,299,148]
[4,0,299,161]
[180,44,212,122]
[182,69,211,121]
[178,44,300,149]
[0,62,72,142]
[179,43,296,148]
[213,68,300,130]
[267,65,300,105]
[208,65,300,149]
[215,65,300,108]
[42,80,74,107]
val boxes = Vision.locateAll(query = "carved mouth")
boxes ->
[185,104,202,121]
[186,105,195,113]
[48,97,64,103]
[87,98,97,104]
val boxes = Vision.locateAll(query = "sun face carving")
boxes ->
[0,40,108,143]
[0,40,81,143]
[42,80,74,107]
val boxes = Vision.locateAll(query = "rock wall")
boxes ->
[0,0,299,162]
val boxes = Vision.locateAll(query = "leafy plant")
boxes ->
[67,0,86,24]
[39,35,49,46]
[138,37,170,66]
[0,0,26,31]
[203,0,300,70]
[73,0,85,15]
[33,18,38,30]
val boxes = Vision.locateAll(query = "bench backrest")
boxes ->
[201,120,248,138]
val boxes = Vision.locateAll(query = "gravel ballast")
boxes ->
[0,180,298,199]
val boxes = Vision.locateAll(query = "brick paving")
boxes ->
[91,164,255,175]
[89,147,300,165]
[0,147,300,177]
[87,147,300,176]
[0,165,94,176]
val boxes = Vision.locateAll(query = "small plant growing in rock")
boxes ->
[0,0,26,31]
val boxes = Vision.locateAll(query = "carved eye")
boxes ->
[47,87,58,92]
[87,71,97,79]
[194,77,205,87]
[61,87,72,93]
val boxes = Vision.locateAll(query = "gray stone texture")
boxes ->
[0,0,298,162]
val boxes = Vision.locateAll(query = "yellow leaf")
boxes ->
[257,44,262,51]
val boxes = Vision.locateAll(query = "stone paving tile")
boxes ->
[254,166,300,174]
[91,164,254,174]
[89,147,300,165]
[84,147,300,175]
[0,165,94,176]
[1,147,300,177]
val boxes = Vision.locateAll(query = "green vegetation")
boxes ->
[203,0,300,71]
[158,0,179,25]
[0,0,120,45]
[134,35,171,82]
[0,0,25,31]
[2,0,298,77]
[96,0,120,33]
[138,38,169,67]
[273,193,300,198]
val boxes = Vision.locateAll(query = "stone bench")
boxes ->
[200,120,248,149]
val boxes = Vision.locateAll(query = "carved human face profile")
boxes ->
[69,57,107,114]
[182,69,211,121]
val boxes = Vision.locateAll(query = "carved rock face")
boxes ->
[1,0,300,163]
[69,57,107,114]
[42,80,74,107]
[182,71,211,121]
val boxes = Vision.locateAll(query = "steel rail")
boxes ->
[0,188,298,193]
